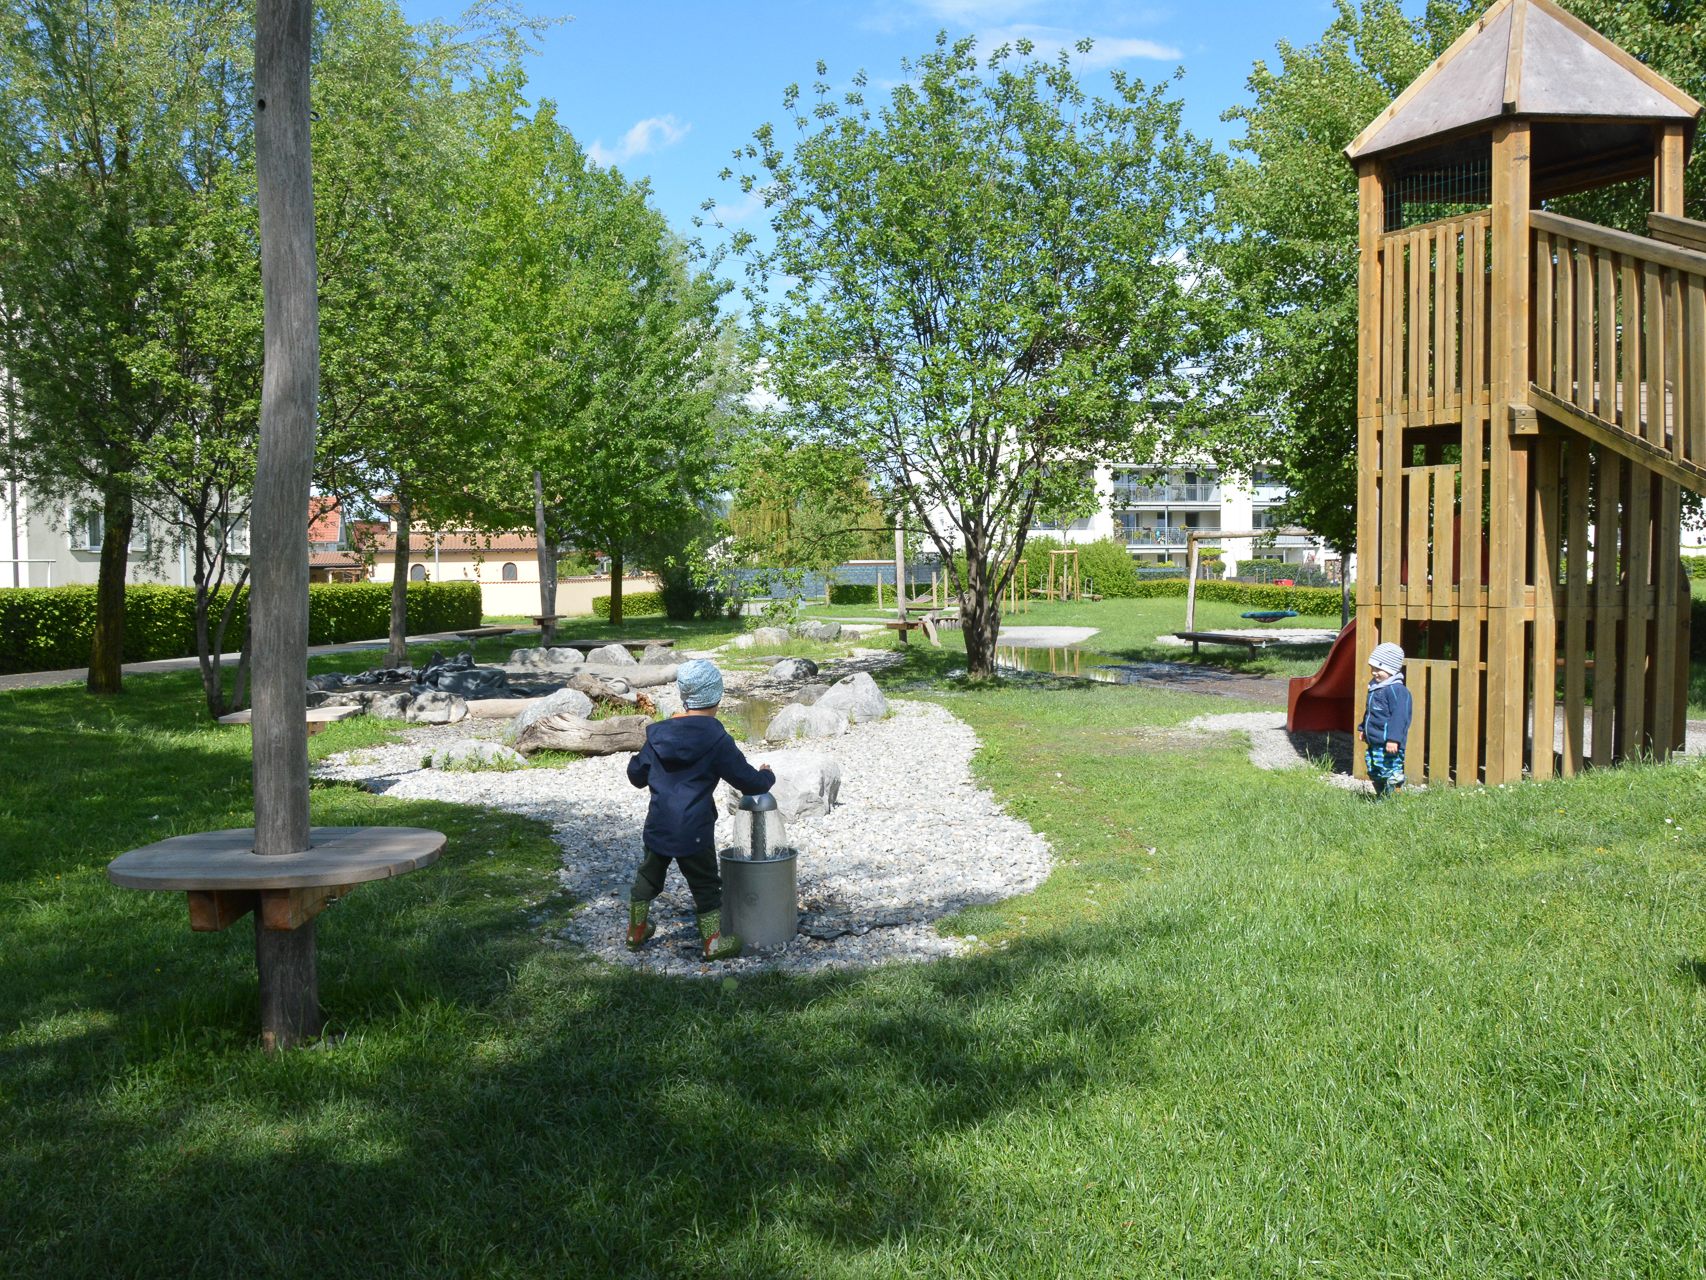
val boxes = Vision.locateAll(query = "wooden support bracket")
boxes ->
[1509,403,1541,436]
[187,889,259,932]
[260,883,355,931]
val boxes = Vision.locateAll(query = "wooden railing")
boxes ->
[1531,210,1706,483]
[1376,212,1493,422]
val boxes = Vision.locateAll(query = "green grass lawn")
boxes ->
[6,637,1706,1274]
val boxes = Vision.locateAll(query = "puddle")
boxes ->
[723,696,782,742]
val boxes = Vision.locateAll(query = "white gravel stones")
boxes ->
[722,750,840,819]
[816,671,888,724]
[510,687,596,738]
[408,691,468,724]
[315,699,1051,977]
[764,702,849,742]
[427,741,527,771]
[585,642,636,665]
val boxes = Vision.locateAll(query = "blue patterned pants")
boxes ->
[1366,743,1406,797]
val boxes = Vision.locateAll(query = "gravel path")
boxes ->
[315,699,1053,977]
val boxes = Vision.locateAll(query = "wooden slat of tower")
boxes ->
[1653,479,1681,756]
[1623,462,1652,757]
[1555,241,1575,399]
[1411,230,1428,422]
[1575,245,1595,412]
[1621,258,1642,438]
[1408,661,1430,787]
[1535,232,1554,394]
[1531,436,1561,779]
[1687,278,1706,463]
[1561,438,1590,774]
[1642,262,1665,447]
[1591,453,1621,766]
[1429,658,1454,783]
[1428,465,1456,623]
[1597,253,1617,417]
[1666,270,1685,462]
[1407,467,1428,615]
[1458,220,1489,785]
[1443,224,1461,415]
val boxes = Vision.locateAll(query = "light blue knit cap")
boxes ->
[676,658,724,709]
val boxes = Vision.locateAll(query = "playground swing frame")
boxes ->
[1182,528,1317,631]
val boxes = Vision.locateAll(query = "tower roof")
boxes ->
[1346,0,1699,162]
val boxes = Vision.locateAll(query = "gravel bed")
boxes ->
[315,699,1052,977]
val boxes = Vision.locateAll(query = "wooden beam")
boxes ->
[1649,212,1706,255]
[187,889,257,933]
[260,884,354,932]
[1531,211,1706,277]
[1529,384,1706,494]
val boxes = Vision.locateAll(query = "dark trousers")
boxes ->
[630,849,722,914]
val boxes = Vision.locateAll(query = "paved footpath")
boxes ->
[0,629,504,693]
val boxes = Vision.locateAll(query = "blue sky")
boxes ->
[401,0,1362,263]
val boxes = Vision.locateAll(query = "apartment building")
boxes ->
[1032,463,1337,577]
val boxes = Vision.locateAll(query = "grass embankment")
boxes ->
[5,638,1706,1274]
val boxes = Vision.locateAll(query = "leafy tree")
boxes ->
[727,433,893,574]
[0,0,253,693]
[728,35,1213,677]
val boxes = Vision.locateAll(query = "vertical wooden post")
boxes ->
[1185,534,1200,631]
[893,523,906,644]
[1653,121,1689,758]
[1353,163,1384,779]
[1487,121,1533,784]
[251,0,321,1049]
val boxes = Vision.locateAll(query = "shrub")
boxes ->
[830,583,877,605]
[1075,539,1141,597]
[0,580,481,675]
[591,590,665,620]
[1683,555,1706,581]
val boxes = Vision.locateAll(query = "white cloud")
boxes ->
[587,115,690,167]
[705,188,767,226]
[977,24,1181,66]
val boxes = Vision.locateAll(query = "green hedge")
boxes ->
[0,580,481,675]
[591,590,666,620]
[1116,577,1350,617]
[1683,556,1706,581]
[830,583,877,605]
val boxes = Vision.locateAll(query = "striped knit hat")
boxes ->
[1369,642,1405,675]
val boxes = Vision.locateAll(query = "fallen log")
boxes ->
[514,713,649,757]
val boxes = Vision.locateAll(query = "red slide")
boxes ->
[1286,618,1357,734]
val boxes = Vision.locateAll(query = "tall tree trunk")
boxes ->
[961,540,1000,681]
[609,547,624,627]
[86,483,133,694]
[532,470,556,643]
[387,490,411,668]
[251,0,321,1047]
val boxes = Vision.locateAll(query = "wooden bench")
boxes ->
[454,625,517,648]
[1172,630,1283,657]
[549,637,675,652]
[218,705,364,736]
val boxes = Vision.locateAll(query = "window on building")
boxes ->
[501,562,518,581]
[409,563,426,581]
[68,509,144,552]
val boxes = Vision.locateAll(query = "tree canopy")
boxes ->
[729,34,1213,677]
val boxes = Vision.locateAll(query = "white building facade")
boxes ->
[1,476,197,589]
[1031,463,1338,578]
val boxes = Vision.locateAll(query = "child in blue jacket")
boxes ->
[1360,641,1413,798]
[625,659,773,959]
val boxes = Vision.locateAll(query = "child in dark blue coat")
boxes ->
[625,659,773,959]
[1360,641,1413,798]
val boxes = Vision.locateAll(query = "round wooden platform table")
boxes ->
[108,826,445,1050]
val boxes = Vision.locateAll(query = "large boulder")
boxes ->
[425,741,526,772]
[750,626,790,649]
[435,666,510,699]
[816,671,888,724]
[308,673,346,691]
[720,750,841,819]
[728,633,757,649]
[769,657,818,681]
[792,683,830,706]
[639,643,674,665]
[650,684,684,719]
[792,620,842,642]
[510,687,595,739]
[763,702,849,743]
[509,646,584,670]
[408,691,468,724]
[585,642,636,665]
[369,691,414,720]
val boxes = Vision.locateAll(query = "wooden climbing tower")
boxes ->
[1349,0,1705,786]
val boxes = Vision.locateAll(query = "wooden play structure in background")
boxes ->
[1040,549,1082,602]
[1347,0,1706,787]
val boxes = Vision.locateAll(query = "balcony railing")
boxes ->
[1119,526,1220,547]
[1112,483,1220,506]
